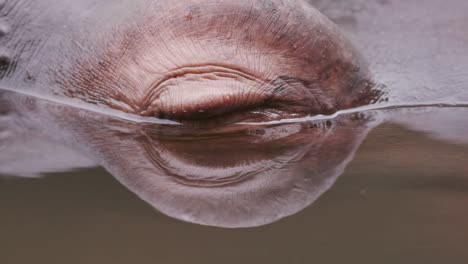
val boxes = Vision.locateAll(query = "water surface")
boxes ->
[1,91,468,263]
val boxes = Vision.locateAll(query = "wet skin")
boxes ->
[2,0,468,123]
[1,0,379,123]
[1,0,467,124]
[1,0,468,228]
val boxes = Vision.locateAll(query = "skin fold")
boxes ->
[1,0,467,122]
[0,1,467,227]
[0,0,378,122]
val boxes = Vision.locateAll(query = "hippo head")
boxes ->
[8,0,378,123]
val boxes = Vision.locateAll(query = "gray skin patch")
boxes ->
[309,0,468,105]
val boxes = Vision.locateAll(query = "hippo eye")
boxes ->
[138,66,278,121]
[133,65,344,123]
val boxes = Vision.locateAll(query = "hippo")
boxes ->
[0,0,380,123]
[0,0,468,228]
[1,0,467,123]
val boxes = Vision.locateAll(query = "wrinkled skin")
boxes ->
[1,0,468,228]
[0,0,378,123]
[1,0,467,123]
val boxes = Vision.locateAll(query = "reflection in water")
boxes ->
[0,90,380,227]
[99,114,376,228]
[2,90,468,228]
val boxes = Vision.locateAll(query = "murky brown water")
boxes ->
[1,91,468,263]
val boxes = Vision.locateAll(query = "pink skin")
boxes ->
[1,0,468,229]
[2,0,466,120]
[0,0,380,228]
[54,0,377,122]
